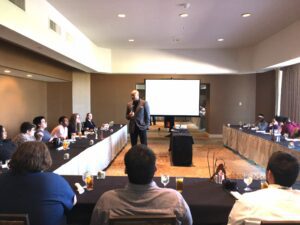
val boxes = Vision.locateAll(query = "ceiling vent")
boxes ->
[49,19,61,34]
[9,0,25,11]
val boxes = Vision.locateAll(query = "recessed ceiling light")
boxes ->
[4,69,11,73]
[26,74,33,78]
[241,13,251,18]
[118,14,126,18]
[179,13,189,18]
[128,39,135,42]
[217,38,224,42]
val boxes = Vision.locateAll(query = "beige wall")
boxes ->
[256,71,276,121]
[91,74,258,134]
[0,75,47,137]
[47,82,72,130]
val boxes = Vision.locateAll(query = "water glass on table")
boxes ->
[243,173,253,191]
[160,174,170,188]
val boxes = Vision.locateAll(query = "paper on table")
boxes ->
[56,146,64,151]
[255,130,266,134]
[230,191,242,200]
[74,183,85,194]
[285,137,300,142]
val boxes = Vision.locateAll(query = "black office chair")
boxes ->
[0,213,30,225]
[109,214,177,225]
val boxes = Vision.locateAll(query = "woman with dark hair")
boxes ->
[68,113,81,138]
[12,122,36,147]
[0,125,16,164]
[0,142,76,225]
[83,112,96,130]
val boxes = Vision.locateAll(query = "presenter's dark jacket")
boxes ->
[126,99,150,133]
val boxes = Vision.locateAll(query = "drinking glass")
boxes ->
[243,173,253,191]
[82,171,94,191]
[160,174,170,188]
[176,177,184,193]
[62,140,70,150]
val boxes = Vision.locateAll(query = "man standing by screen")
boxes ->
[126,90,150,146]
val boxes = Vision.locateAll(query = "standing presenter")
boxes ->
[126,90,150,146]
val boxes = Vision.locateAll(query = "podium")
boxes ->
[169,130,193,166]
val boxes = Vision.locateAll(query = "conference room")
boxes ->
[1,0,300,225]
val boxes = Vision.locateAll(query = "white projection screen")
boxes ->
[145,79,200,116]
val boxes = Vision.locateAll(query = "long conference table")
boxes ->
[223,125,300,168]
[48,124,242,225]
[49,124,127,175]
[65,176,259,225]
[50,124,300,225]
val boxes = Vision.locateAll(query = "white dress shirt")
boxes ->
[90,181,193,225]
[51,125,68,139]
[228,184,300,225]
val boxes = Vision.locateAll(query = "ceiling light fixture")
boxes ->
[179,13,189,18]
[217,38,224,42]
[118,14,126,18]
[4,69,11,73]
[241,13,251,18]
[26,74,33,78]
[128,39,135,42]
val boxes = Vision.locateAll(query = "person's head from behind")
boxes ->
[20,122,35,136]
[131,90,139,101]
[0,125,7,140]
[58,116,69,127]
[266,151,299,187]
[9,141,52,174]
[125,144,156,185]
[33,116,47,130]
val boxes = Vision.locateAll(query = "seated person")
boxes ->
[68,113,81,138]
[281,118,300,138]
[51,116,69,140]
[12,122,36,147]
[83,112,96,130]
[266,117,280,133]
[0,141,76,225]
[90,144,193,225]
[255,114,268,131]
[228,151,300,225]
[33,116,52,142]
[0,125,16,164]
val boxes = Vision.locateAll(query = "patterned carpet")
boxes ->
[106,122,265,179]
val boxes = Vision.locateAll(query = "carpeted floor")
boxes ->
[106,122,265,179]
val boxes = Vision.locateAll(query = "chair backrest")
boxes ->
[261,221,300,225]
[109,214,177,225]
[0,214,30,225]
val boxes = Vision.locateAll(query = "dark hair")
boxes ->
[33,116,45,128]
[0,125,4,140]
[69,113,80,132]
[267,151,299,187]
[9,141,52,173]
[58,116,67,124]
[124,144,156,185]
[20,122,35,134]
[85,113,92,122]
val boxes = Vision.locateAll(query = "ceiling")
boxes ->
[47,0,300,50]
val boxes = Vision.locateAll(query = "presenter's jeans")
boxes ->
[130,125,147,146]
